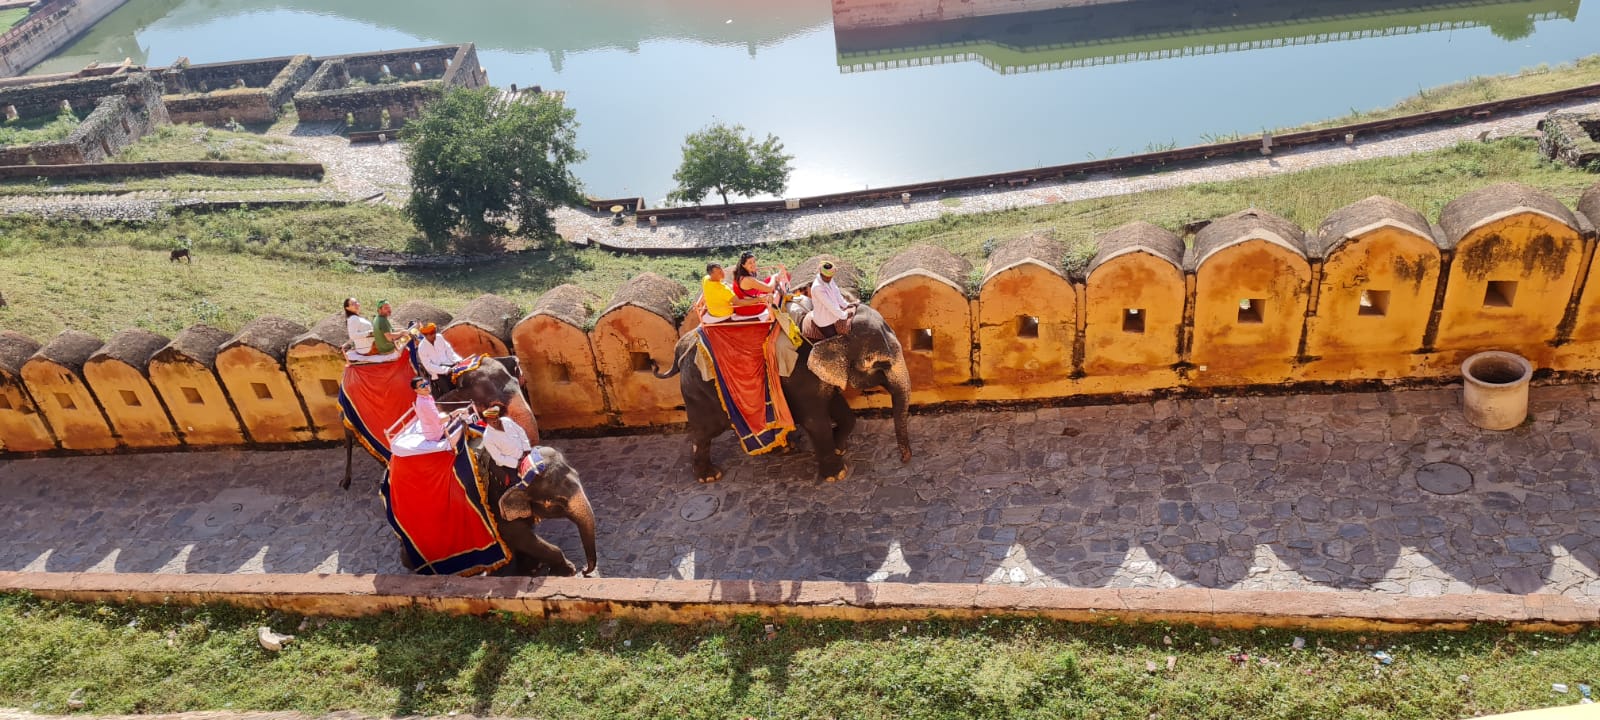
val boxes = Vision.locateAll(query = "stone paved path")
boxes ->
[4,385,1600,599]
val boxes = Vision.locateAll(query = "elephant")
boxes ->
[655,303,913,483]
[481,444,598,577]
[342,355,537,488]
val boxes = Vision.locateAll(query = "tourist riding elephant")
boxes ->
[341,355,538,486]
[655,303,913,483]
[481,444,598,577]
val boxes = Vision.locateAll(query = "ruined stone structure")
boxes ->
[0,72,167,165]
[18,182,1600,453]
[160,55,316,126]
[1538,111,1600,169]
[293,44,485,127]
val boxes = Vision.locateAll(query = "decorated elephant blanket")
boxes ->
[695,320,794,455]
[339,345,423,462]
[380,427,511,576]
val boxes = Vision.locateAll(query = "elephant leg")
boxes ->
[499,518,576,576]
[829,391,856,454]
[691,436,723,484]
[801,413,849,483]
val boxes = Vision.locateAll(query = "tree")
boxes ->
[402,87,585,249]
[667,122,794,206]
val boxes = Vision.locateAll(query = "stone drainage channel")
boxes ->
[1,384,1599,600]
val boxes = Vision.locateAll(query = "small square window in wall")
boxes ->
[630,352,654,373]
[1016,315,1039,339]
[251,382,273,400]
[54,392,76,410]
[912,329,935,352]
[181,386,204,405]
[553,363,573,384]
[1358,290,1390,317]
[119,390,141,407]
[321,379,340,398]
[1483,280,1518,309]
[1123,308,1145,334]
[1237,298,1265,325]
[0,393,11,410]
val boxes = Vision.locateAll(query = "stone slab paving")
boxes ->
[3,385,1600,599]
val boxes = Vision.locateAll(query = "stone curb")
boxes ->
[2,572,1596,632]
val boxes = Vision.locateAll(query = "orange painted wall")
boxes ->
[148,352,246,446]
[1081,251,1186,392]
[216,346,315,443]
[0,372,55,452]
[443,325,508,358]
[871,273,973,401]
[1190,240,1311,386]
[21,358,117,451]
[1302,226,1441,381]
[512,313,608,430]
[591,307,684,426]
[82,356,179,448]
[975,261,1075,399]
[1432,212,1583,369]
[286,341,347,440]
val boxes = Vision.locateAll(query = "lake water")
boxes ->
[30,0,1600,202]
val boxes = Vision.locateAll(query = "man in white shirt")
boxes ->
[416,322,462,399]
[809,261,855,338]
[480,403,532,486]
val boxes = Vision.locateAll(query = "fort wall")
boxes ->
[11,182,1600,454]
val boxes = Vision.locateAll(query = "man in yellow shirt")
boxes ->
[698,262,765,323]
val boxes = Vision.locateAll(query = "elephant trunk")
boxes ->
[886,361,912,463]
[567,486,599,576]
[505,392,541,446]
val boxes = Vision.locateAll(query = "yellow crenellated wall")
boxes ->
[82,330,180,448]
[13,182,1600,454]
[1188,210,1314,387]
[1079,222,1187,394]
[1301,197,1443,382]
[975,235,1076,401]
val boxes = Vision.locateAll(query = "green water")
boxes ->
[33,0,1600,200]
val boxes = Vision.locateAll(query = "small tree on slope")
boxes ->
[667,122,794,206]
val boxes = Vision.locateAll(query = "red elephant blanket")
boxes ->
[696,320,794,455]
[339,347,422,462]
[380,426,511,576]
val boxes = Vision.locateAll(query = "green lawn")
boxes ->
[2,138,1594,342]
[0,595,1595,720]
[0,7,27,32]
[113,123,304,163]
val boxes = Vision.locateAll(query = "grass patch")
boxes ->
[0,595,1596,719]
[0,108,85,147]
[1274,54,1600,135]
[1,138,1594,341]
[114,123,303,163]
[0,174,323,195]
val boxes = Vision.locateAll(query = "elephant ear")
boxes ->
[498,485,534,521]
[807,337,851,389]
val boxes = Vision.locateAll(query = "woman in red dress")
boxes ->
[730,252,786,318]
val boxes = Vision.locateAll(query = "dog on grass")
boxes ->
[169,248,192,263]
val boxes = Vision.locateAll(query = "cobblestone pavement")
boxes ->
[3,384,1600,599]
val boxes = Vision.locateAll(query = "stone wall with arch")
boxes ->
[9,182,1600,455]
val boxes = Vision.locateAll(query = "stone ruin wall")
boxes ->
[8,181,1600,453]
[293,44,483,127]
[160,55,316,126]
[0,73,166,165]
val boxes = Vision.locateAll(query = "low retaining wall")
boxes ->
[1,571,1593,631]
[0,160,324,179]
